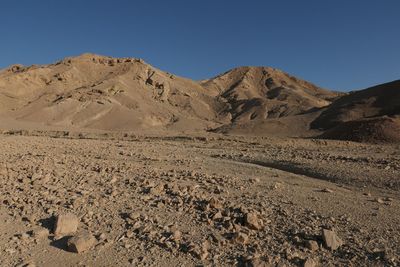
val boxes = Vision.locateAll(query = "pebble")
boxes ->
[54,213,79,236]
[322,229,343,250]
[305,240,319,251]
[245,212,263,230]
[303,258,318,267]
[234,232,249,244]
[67,232,97,253]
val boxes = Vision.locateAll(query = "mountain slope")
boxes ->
[311,80,400,129]
[0,54,341,135]
[0,54,225,132]
[311,80,400,143]
[202,66,341,135]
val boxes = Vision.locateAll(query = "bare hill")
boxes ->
[0,54,340,136]
[311,80,400,130]
[311,80,400,143]
[202,66,340,136]
[0,54,224,132]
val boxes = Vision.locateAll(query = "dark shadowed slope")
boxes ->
[312,80,400,143]
[311,80,400,130]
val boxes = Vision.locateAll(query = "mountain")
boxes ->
[3,53,397,143]
[311,80,400,143]
[0,53,339,135]
[201,66,341,136]
[311,80,400,129]
[0,54,225,132]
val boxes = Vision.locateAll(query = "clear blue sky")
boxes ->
[1,1,399,91]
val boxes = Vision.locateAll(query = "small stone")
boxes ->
[293,236,302,244]
[67,233,96,253]
[54,213,79,236]
[149,184,165,195]
[16,262,36,267]
[321,188,333,193]
[172,230,182,241]
[5,248,16,254]
[305,240,319,251]
[376,198,385,204]
[303,258,318,267]
[20,232,30,240]
[245,212,263,230]
[209,197,223,209]
[322,229,343,250]
[212,211,223,220]
[234,232,249,244]
[98,233,107,240]
[128,212,140,220]
[200,251,209,260]
[32,228,49,239]
[110,176,118,183]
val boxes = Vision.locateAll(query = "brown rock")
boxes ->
[234,232,249,244]
[212,211,223,220]
[54,213,79,236]
[303,258,318,267]
[128,212,140,220]
[150,184,165,195]
[32,228,49,239]
[322,229,343,250]
[305,240,319,251]
[67,233,96,253]
[321,188,333,193]
[172,230,182,241]
[245,212,263,230]
[209,197,223,209]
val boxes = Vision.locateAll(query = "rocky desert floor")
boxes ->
[0,131,399,267]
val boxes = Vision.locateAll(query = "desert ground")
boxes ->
[0,130,399,267]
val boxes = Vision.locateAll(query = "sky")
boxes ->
[0,1,399,91]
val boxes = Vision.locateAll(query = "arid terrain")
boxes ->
[0,55,399,266]
[0,131,399,266]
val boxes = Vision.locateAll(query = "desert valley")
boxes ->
[0,54,399,266]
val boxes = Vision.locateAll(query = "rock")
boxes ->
[54,213,79,236]
[322,229,343,250]
[67,233,96,253]
[234,232,249,244]
[20,232,30,240]
[303,258,318,267]
[128,212,140,220]
[305,240,319,251]
[321,188,333,193]
[245,212,263,230]
[5,248,16,254]
[376,198,385,204]
[212,211,223,220]
[98,233,107,240]
[16,262,36,267]
[149,184,165,195]
[171,230,182,241]
[209,197,223,209]
[110,176,118,183]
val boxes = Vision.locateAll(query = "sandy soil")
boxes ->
[0,131,399,266]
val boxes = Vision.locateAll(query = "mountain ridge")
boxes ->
[0,53,398,143]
